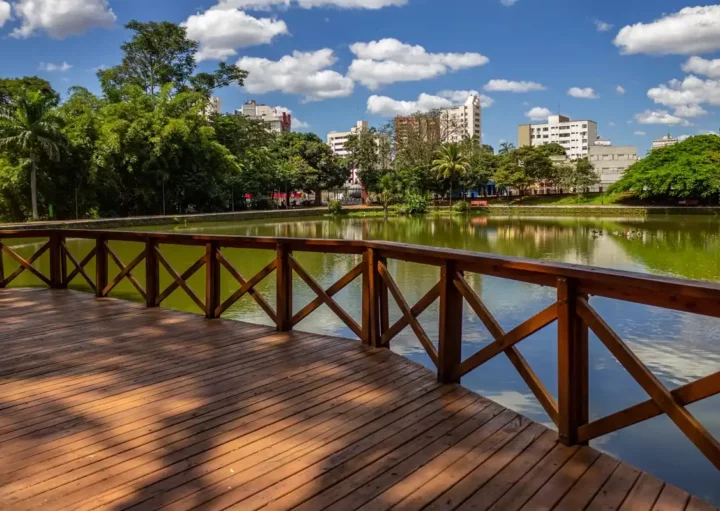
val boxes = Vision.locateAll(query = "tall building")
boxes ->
[652,134,678,150]
[394,94,483,149]
[327,121,369,158]
[588,145,639,191]
[204,96,222,117]
[518,114,598,159]
[237,100,291,133]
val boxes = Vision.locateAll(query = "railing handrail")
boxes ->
[1,228,719,318]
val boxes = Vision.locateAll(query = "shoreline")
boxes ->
[1,204,719,230]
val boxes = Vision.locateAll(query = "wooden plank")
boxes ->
[651,485,690,511]
[578,298,720,470]
[1,242,51,286]
[686,496,719,511]
[586,463,642,511]
[619,473,665,511]
[553,454,620,510]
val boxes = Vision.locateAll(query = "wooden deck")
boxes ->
[0,288,715,511]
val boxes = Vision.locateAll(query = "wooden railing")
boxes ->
[1,228,719,471]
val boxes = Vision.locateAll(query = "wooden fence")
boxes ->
[1,228,719,471]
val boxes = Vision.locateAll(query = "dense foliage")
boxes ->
[610,135,720,199]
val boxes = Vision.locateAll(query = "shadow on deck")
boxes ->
[0,288,715,511]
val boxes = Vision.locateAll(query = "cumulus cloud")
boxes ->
[678,134,692,142]
[616,85,626,95]
[367,90,492,116]
[594,19,613,32]
[682,56,720,78]
[215,0,405,8]
[567,87,599,99]
[182,8,287,61]
[673,104,708,118]
[237,49,354,101]
[525,107,552,121]
[348,38,488,89]
[647,75,720,119]
[10,0,116,39]
[0,1,10,28]
[274,106,309,130]
[614,6,720,55]
[635,110,691,126]
[633,131,646,136]
[39,61,72,72]
[484,79,545,93]
[437,89,494,108]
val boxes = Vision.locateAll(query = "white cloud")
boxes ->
[39,61,72,72]
[237,49,354,101]
[0,1,10,28]
[635,109,691,126]
[500,0,519,6]
[609,121,616,126]
[678,134,692,142]
[274,106,309,130]
[525,107,552,121]
[484,79,545,93]
[215,0,406,8]
[10,0,115,39]
[437,89,494,108]
[367,90,492,117]
[633,130,646,136]
[682,56,720,78]
[182,8,288,61]
[673,104,708,118]
[616,85,626,95]
[614,6,720,55]
[567,87,599,99]
[348,38,488,89]
[594,19,613,32]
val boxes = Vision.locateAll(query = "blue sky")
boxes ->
[1,0,720,152]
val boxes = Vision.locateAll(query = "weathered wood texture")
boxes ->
[0,288,716,511]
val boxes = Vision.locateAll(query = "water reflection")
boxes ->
[3,214,720,504]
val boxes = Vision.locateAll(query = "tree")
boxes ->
[516,146,556,190]
[462,142,497,196]
[536,142,566,157]
[378,173,400,220]
[99,20,246,99]
[345,127,381,192]
[558,158,601,198]
[0,91,64,220]
[0,77,58,105]
[494,154,532,196]
[498,141,516,155]
[610,134,720,199]
[432,143,469,208]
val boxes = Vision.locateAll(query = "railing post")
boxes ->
[49,232,65,289]
[276,243,292,331]
[145,238,159,307]
[95,237,107,298]
[438,261,463,384]
[364,248,385,347]
[0,240,5,288]
[205,242,220,319]
[557,277,589,446]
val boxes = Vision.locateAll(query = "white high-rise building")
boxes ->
[518,114,598,159]
[327,121,369,157]
[588,145,639,191]
[652,134,679,150]
[204,97,222,117]
[439,94,482,144]
[237,100,291,133]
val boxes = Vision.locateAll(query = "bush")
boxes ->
[400,192,429,215]
[252,197,276,210]
[453,201,471,213]
[328,200,343,215]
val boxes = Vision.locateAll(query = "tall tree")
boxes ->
[558,157,600,197]
[0,91,64,220]
[99,20,247,99]
[461,140,497,196]
[432,143,469,208]
[498,141,516,155]
[0,77,58,105]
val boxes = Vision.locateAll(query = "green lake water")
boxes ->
[3,214,720,503]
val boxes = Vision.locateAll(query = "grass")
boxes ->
[500,192,635,206]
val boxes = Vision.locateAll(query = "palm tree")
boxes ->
[498,141,516,155]
[0,91,63,220]
[432,144,469,209]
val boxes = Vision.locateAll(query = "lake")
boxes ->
[4,213,720,504]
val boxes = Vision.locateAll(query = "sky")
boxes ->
[1,0,720,153]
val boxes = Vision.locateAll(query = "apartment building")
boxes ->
[327,121,369,157]
[237,100,291,133]
[518,114,598,159]
[204,96,222,117]
[652,134,678,150]
[588,145,639,191]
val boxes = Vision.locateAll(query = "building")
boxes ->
[204,96,222,117]
[395,94,483,149]
[652,134,678,150]
[594,137,612,147]
[438,94,482,144]
[327,121,369,158]
[518,114,598,160]
[237,100,291,133]
[588,145,639,191]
